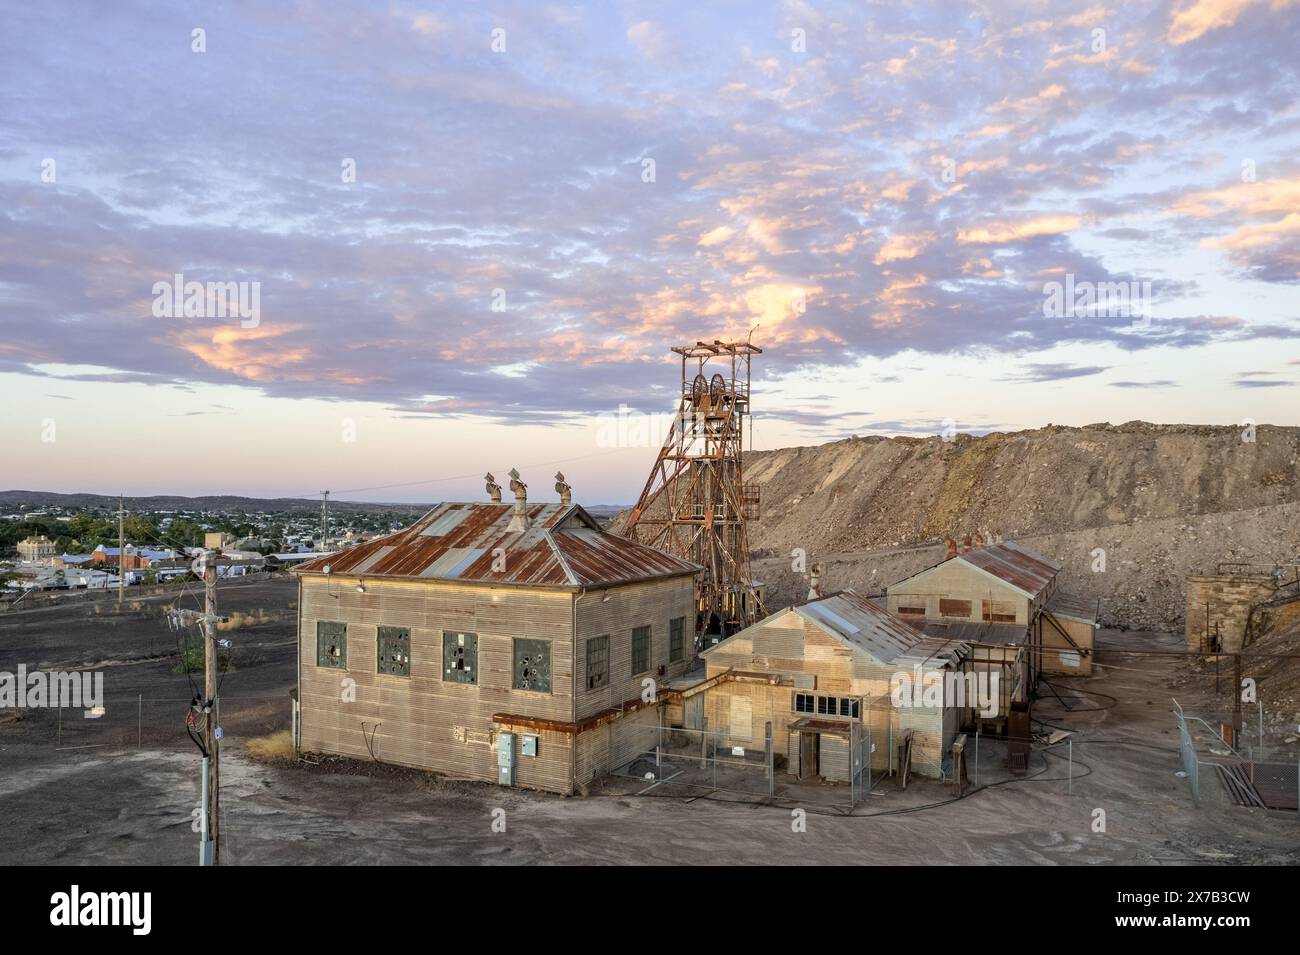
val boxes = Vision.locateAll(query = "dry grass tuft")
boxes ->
[245,730,295,763]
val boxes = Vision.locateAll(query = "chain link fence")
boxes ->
[611,721,776,798]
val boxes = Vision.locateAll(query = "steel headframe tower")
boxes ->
[624,340,765,637]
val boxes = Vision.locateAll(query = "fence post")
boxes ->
[1067,739,1073,795]
[765,721,773,796]
[701,716,708,774]
[138,694,142,747]
[974,726,979,788]
[712,732,718,790]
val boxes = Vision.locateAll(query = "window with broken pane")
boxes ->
[442,630,477,684]
[586,635,609,690]
[316,621,347,668]
[377,625,411,676]
[513,638,551,693]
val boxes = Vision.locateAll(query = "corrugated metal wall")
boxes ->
[1040,616,1095,675]
[298,574,696,794]
[887,560,1034,624]
[703,610,949,778]
[575,576,696,720]
[298,576,575,789]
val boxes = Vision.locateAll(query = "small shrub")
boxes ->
[246,730,295,763]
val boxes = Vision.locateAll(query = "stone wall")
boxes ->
[1185,573,1276,652]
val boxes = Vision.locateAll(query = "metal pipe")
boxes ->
[199,755,210,866]
[569,588,587,794]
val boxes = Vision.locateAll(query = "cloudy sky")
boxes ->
[2,0,1297,503]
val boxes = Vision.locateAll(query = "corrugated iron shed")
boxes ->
[293,502,699,589]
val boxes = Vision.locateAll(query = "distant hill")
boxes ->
[0,490,631,518]
[0,490,427,515]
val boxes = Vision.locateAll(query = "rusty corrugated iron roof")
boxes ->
[1045,590,1099,624]
[794,591,968,668]
[918,620,1028,647]
[956,540,1060,598]
[293,502,698,589]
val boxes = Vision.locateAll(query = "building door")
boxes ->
[799,732,819,780]
[684,694,704,731]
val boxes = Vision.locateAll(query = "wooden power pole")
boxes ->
[117,494,125,604]
[1233,653,1243,745]
[203,551,221,865]
[320,490,330,551]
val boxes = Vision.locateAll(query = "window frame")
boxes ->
[376,625,411,677]
[586,635,609,691]
[512,638,552,693]
[442,630,478,685]
[316,620,347,669]
[982,599,1018,623]
[669,616,685,662]
[630,624,651,676]
[939,598,973,618]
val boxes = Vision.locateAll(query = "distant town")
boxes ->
[0,498,420,597]
[0,495,626,599]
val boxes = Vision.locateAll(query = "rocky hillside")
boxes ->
[742,422,1300,630]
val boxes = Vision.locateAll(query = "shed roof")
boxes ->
[1045,590,1099,624]
[293,502,698,589]
[893,540,1061,599]
[706,590,968,670]
[957,541,1060,598]
[793,591,933,665]
[917,620,1029,647]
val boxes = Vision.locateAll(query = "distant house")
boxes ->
[292,492,698,795]
[90,545,151,571]
[690,590,970,781]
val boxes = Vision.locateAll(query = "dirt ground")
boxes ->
[1,579,1297,865]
